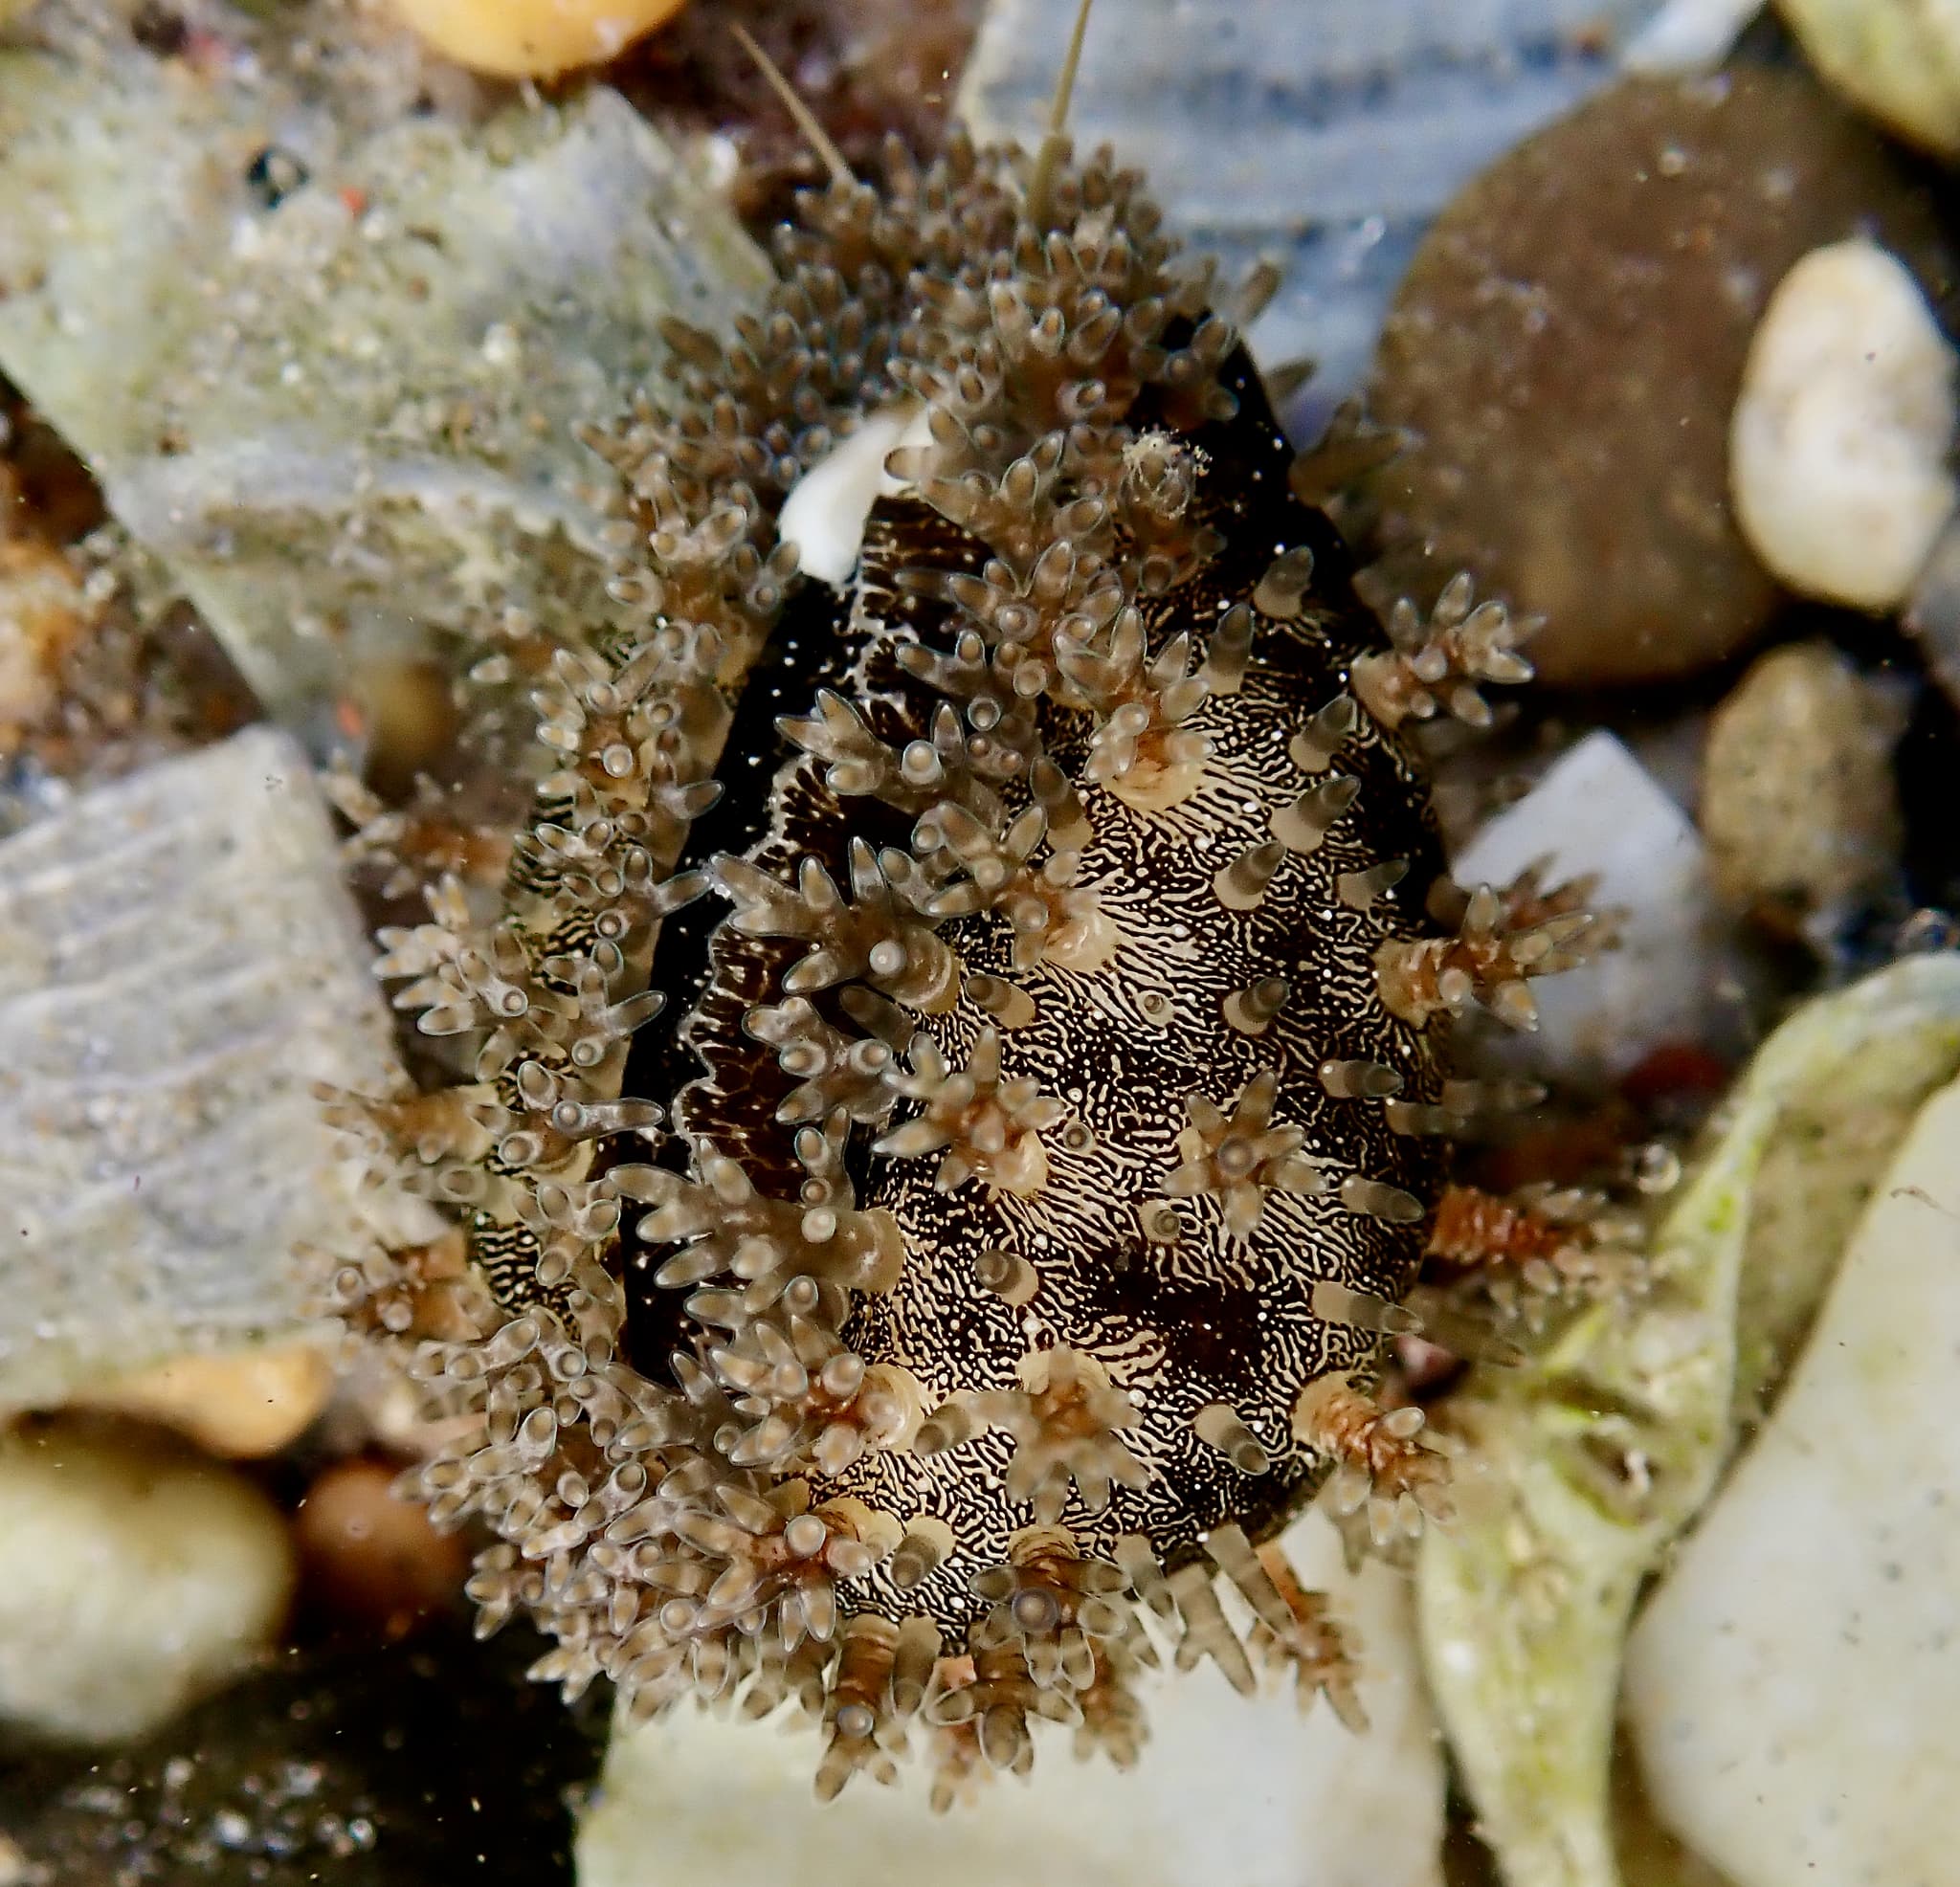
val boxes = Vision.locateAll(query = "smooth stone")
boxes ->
[577,1510,1445,1887]
[1731,240,1957,611]
[73,1343,339,1459]
[1777,0,1960,158]
[1625,1067,1960,1887]
[0,1418,294,1744]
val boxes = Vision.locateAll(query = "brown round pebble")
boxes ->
[1365,69,1956,689]
[295,1457,468,1633]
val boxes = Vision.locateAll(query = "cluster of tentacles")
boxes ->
[318,129,1602,1805]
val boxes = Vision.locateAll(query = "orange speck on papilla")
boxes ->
[388,0,689,78]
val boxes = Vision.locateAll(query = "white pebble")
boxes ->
[0,1420,295,1743]
[1729,238,1958,611]
[1625,1067,1960,1886]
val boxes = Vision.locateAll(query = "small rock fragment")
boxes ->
[1731,240,1958,611]
[1626,1063,1960,1887]
[74,1343,338,1459]
[1451,731,1727,1077]
[1367,69,1955,687]
[389,0,688,77]
[296,1456,468,1633]
[0,1418,294,1744]
[0,527,91,750]
[1700,640,1905,930]
[1777,0,1960,158]
[0,42,769,741]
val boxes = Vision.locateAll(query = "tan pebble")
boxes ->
[0,535,91,748]
[78,1343,337,1459]
[388,0,689,77]
[1730,239,1957,611]
[1777,0,1960,158]
[296,1457,467,1630]
[346,654,460,800]
[1700,640,1904,928]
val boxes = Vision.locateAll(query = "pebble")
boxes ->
[74,1343,338,1460]
[0,530,90,750]
[958,0,1685,409]
[578,1511,1444,1887]
[0,1419,294,1744]
[1625,1064,1960,1887]
[1730,239,1958,611]
[295,1457,468,1633]
[388,0,687,78]
[1366,69,1955,688]
[1776,0,1960,158]
[1699,640,1905,931]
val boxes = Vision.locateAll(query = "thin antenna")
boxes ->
[731,23,855,191]
[1026,0,1095,230]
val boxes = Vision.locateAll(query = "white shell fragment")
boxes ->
[577,1512,1444,1887]
[1626,1059,1960,1887]
[778,407,926,587]
[0,1419,295,1744]
[1450,730,1726,1076]
[1730,238,1959,611]
[0,725,421,1413]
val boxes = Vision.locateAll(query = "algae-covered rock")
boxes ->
[1625,1061,1960,1887]
[1367,69,1956,688]
[1418,951,1960,1887]
[0,10,768,743]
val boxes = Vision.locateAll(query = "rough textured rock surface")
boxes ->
[1699,640,1904,930]
[0,724,419,1414]
[1366,68,1956,688]
[0,1625,602,1885]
